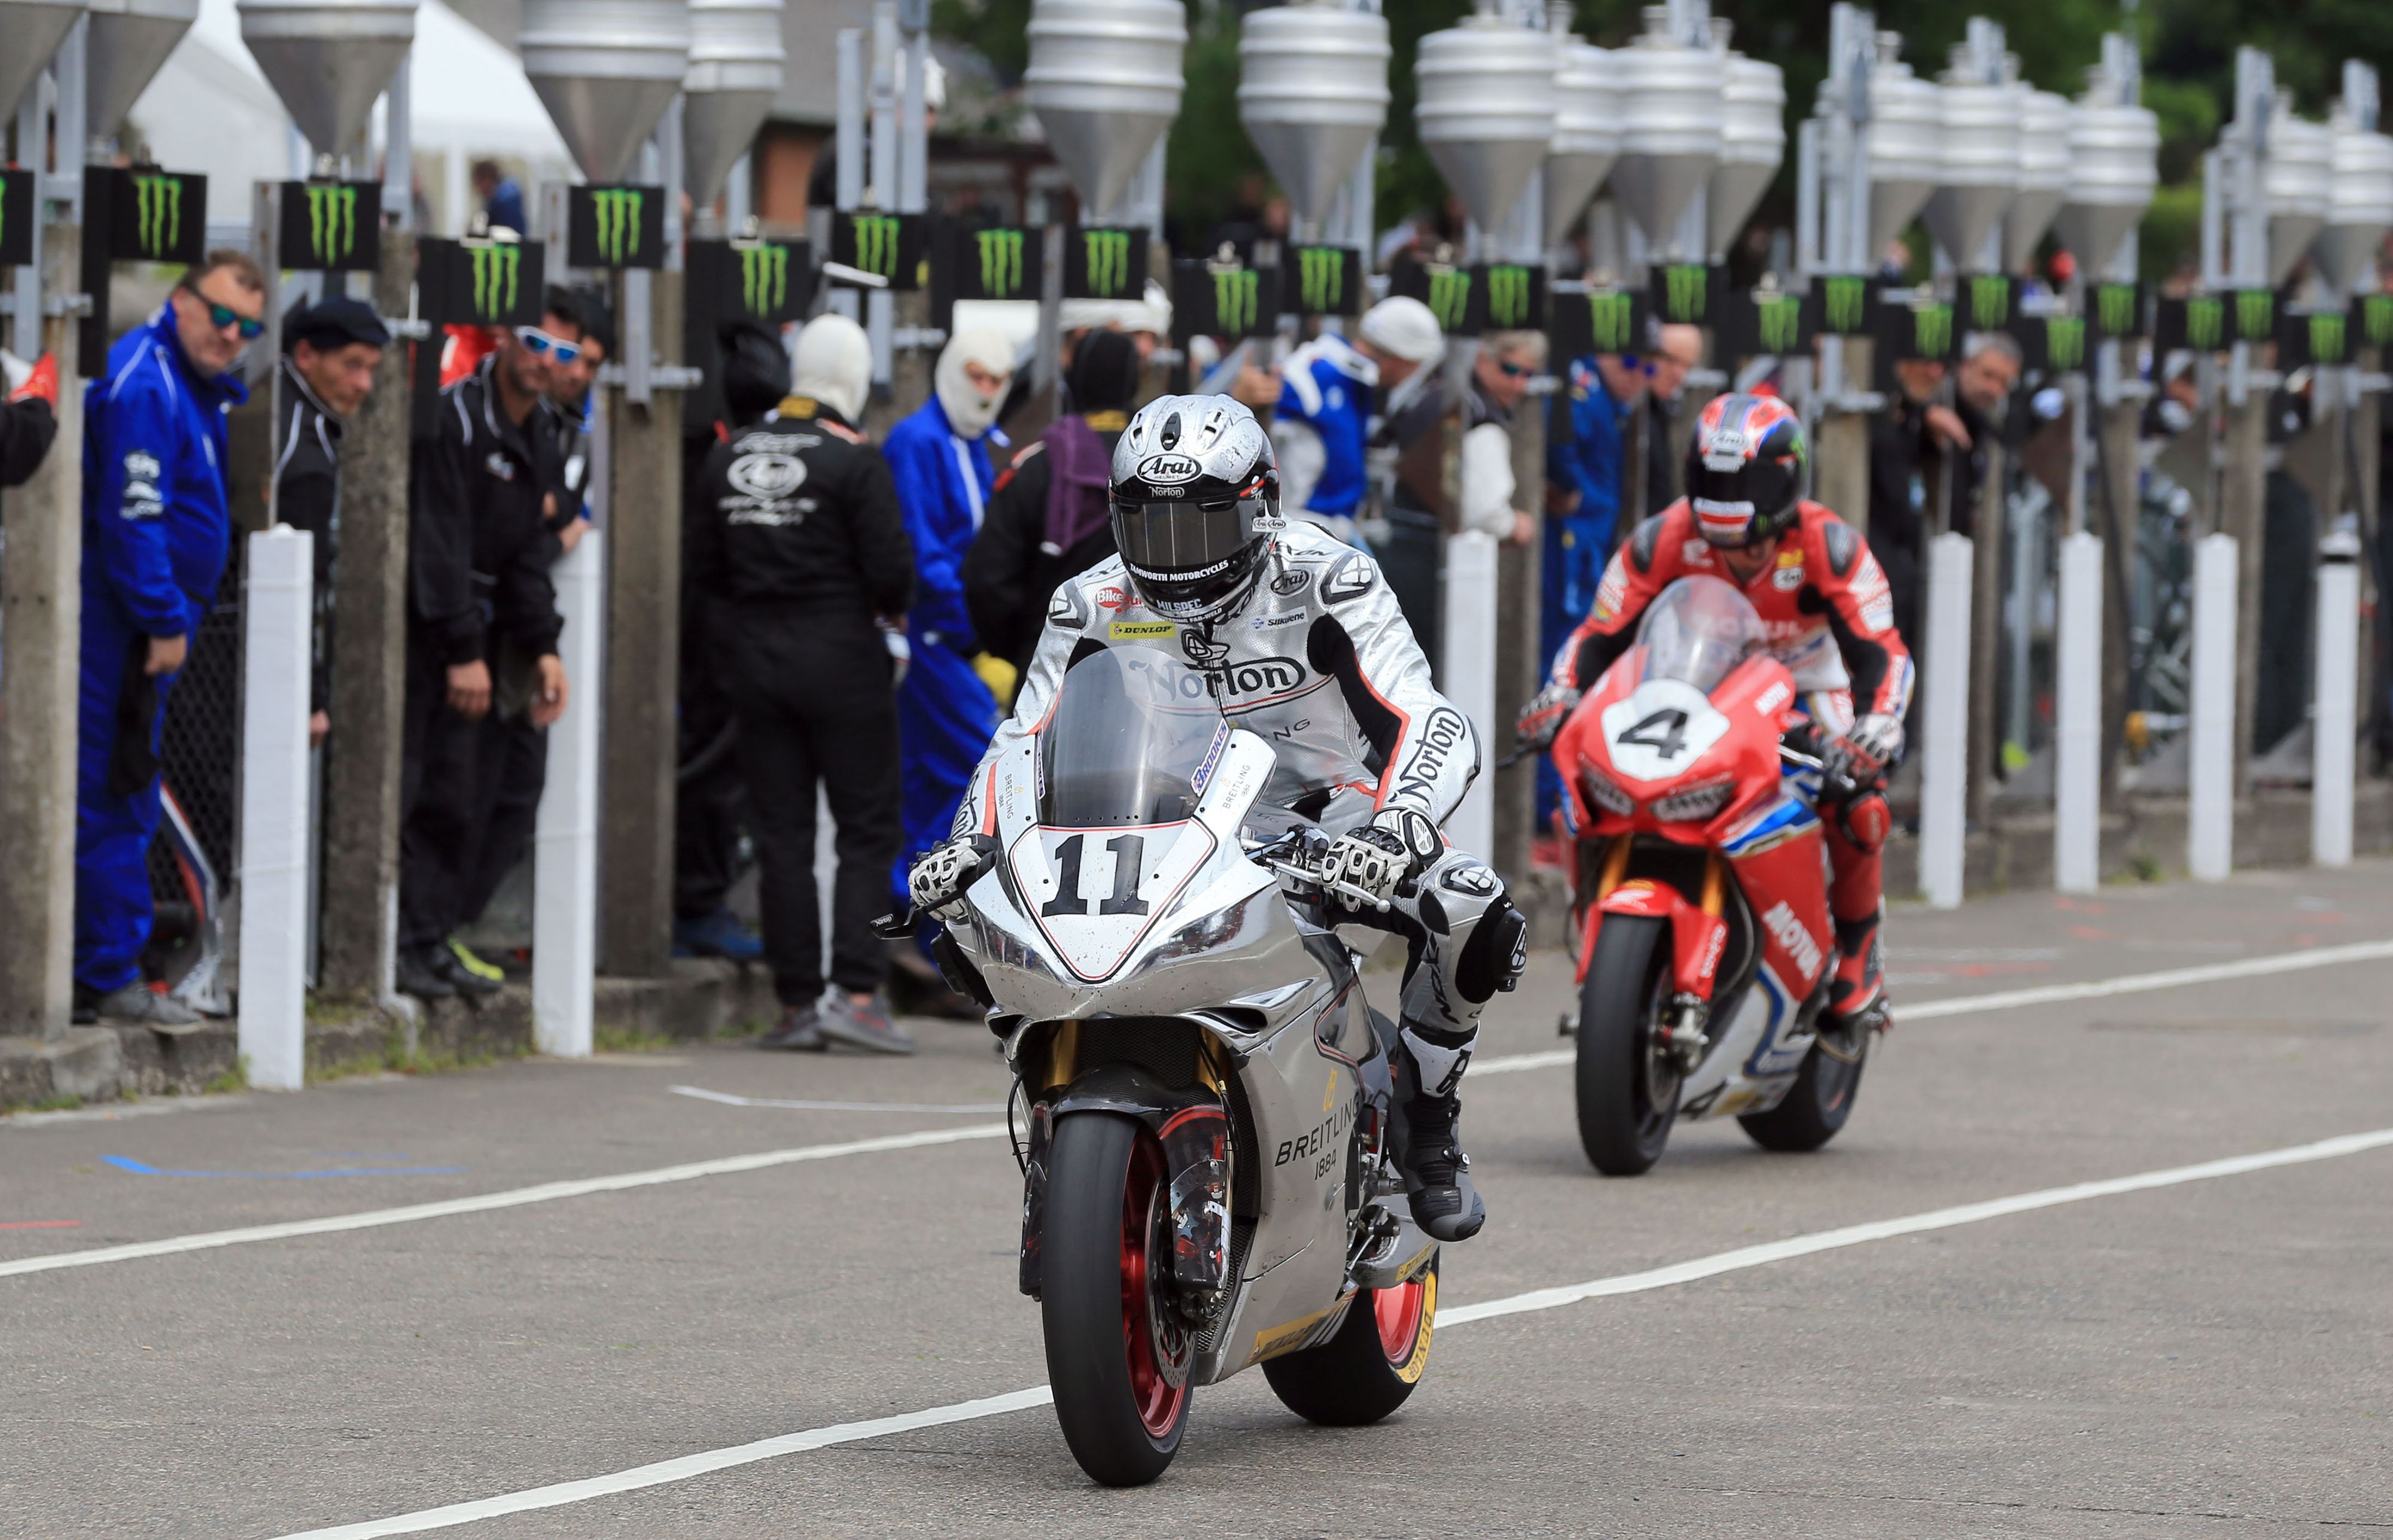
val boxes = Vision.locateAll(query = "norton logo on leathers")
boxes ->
[1140,454,1202,485]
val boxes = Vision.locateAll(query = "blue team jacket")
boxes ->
[82,307,248,638]
[1274,332,1377,521]
[1543,356,1635,552]
[884,394,1000,652]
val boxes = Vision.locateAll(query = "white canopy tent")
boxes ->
[131,0,576,236]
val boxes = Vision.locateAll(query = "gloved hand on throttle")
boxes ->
[907,834,995,918]
[1822,713,1902,791]
[1514,681,1582,753]
[1325,806,1441,906]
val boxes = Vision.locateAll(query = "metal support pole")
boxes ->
[383,56,413,229]
[1918,532,1972,909]
[238,528,313,1089]
[2188,532,2239,880]
[534,530,604,1055]
[2313,532,2361,867]
[1442,530,1500,860]
[2053,530,2103,892]
[0,224,81,1040]
[866,3,898,388]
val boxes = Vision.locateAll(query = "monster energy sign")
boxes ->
[2358,294,2393,349]
[417,237,546,327]
[568,184,663,270]
[1658,263,1709,325]
[1966,275,2012,331]
[2044,315,2086,373]
[1082,229,1128,295]
[0,169,31,267]
[276,181,380,272]
[742,244,790,312]
[91,167,206,264]
[1820,275,1870,334]
[1755,294,1805,354]
[1215,267,1261,334]
[2185,296,2225,351]
[1545,289,1645,360]
[2094,282,2140,338]
[2235,288,2274,345]
[473,245,520,318]
[2305,311,2348,366]
[1061,226,1146,300]
[975,227,1028,298]
[1588,292,1639,352]
[1482,265,1536,330]
[852,214,902,279]
[1425,266,1471,333]
[1292,245,1356,316]
[1908,303,1954,360]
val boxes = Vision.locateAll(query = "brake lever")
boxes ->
[870,907,919,940]
[1267,859,1395,914]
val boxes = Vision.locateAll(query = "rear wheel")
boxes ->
[1262,1255,1438,1426]
[1042,1113,1191,1486]
[1739,1014,1868,1152]
[1575,914,1680,1176]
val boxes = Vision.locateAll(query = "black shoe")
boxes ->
[395,947,456,1000]
[1399,1093,1487,1243]
[757,1005,826,1051]
[432,944,503,999]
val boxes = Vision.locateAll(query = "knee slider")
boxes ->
[1453,894,1529,1005]
[1837,791,1890,854]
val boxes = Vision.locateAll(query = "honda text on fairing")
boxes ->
[897,647,1449,1485]
[1552,577,1871,1174]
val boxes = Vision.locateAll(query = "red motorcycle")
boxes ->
[1552,576,1868,1176]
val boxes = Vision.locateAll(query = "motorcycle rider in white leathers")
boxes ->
[909,395,1523,1243]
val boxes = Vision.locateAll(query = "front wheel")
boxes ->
[1576,913,1680,1176]
[1262,1255,1438,1426]
[1739,1015,1869,1152]
[1042,1113,1192,1486]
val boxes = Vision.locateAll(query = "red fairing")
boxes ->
[1554,652,1797,842]
[1579,878,1733,997]
[1725,814,1829,995]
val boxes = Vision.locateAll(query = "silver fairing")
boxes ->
[952,729,1432,1386]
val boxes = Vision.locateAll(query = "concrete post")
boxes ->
[1965,439,2004,826]
[2096,400,2141,796]
[316,229,415,1003]
[1492,378,1545,882]
[2219,389,2268,790]
[1813,340,1875,533]
[601,267,686,978]
[2053,531,2104,893]
[237,527,313,1089]
[2313,533,2361,868]
[1917,532,1972,909]
[534,530,604,1055]
[1442,530,1499,861]
[2188,532,2239,881]
[0,224,82,1041]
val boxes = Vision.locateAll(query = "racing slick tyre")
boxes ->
[1262,1255,1438,1426]
[1042,1113,1192,1486]
[1738,1015,1868,1152]
[1576,914,1680,1176]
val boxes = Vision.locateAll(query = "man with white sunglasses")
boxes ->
[395,302,580,1000]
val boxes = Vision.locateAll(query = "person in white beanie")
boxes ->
[1271,295,1445,543]
[689,311,919,1054]
[882,326,1017,957]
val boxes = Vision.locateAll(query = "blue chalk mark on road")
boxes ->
[101,1156,467,1179]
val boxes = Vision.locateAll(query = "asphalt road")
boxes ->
[6,863,2392,1538]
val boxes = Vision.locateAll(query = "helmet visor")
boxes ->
[1113,497,1250,584]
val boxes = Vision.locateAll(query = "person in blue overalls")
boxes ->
[1539,349,1650,833]
[884,327,1016,917]
[1269,296,1445,544]
[76,252,265,1026]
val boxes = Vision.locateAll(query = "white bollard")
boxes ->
[2312,532,2362,868]
[2053,530,2105,893]
[1441,529,1500,859]
[236,527,314,1090]
[1917,532,1973,909]
[532,529,604,1057]
[2187,532,2239,881]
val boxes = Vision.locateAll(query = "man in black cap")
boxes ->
[274,294,391,747]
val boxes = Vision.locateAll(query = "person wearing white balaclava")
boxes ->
[882,327,1016,930]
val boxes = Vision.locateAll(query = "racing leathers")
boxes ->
[1544,498,1914,1027]
[949,521,1526,1235]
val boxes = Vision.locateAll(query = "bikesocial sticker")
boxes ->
[1599,678,1733,783]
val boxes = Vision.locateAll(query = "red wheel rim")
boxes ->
[1374,1276,1427,1366]
[1119,1131,1191,1439]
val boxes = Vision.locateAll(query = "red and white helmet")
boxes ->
[1684,393,1806,549]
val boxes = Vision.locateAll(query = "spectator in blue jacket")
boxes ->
[1269,296,1445,543]
[76,251,264,1027]
[1539,349,1649,830]
[884,326,1015,912]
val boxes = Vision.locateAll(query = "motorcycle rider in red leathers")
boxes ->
[1518,394,1914,1033]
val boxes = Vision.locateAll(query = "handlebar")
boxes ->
[1266,858,1395,914]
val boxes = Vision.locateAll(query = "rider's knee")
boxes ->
[1831,790,1891,855]
[1451,891,1529,1005]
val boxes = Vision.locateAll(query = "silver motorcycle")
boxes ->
[915,648,1442,1486]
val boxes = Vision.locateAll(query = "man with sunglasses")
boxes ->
[397,300,579,999]
[73,251,264,1027]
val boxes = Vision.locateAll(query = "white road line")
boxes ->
[1468,936,2393,1078]
[272,1124,2393,1539]
[669,1085,1004,1115]
[0,1124,1007,1280]
[13,936,2393,1280]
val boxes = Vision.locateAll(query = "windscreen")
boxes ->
[1038,649,1225,827]
[1637,575,1765,693]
